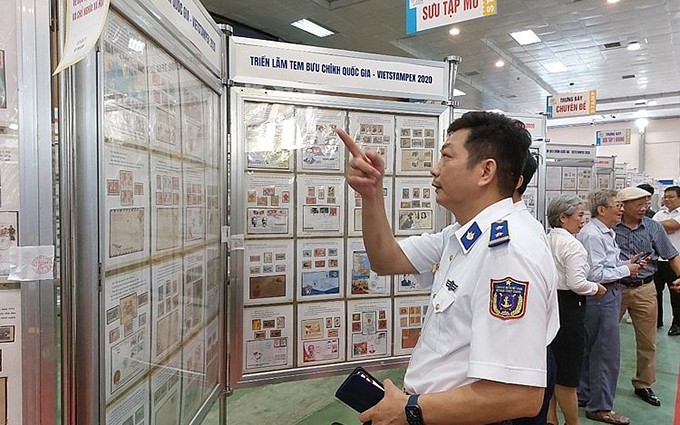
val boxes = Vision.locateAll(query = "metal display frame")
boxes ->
[545,143,597,220]
[595,156,616,189]
[228,88,448,388]
[226,37,451,389]
[59,0,227,423]
[0,0,57,424]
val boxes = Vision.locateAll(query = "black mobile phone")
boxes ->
[635,252,653,263]
[335,367,385,413]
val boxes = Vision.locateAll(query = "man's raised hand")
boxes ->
[336,129,385,199]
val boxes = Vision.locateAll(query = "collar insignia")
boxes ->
[460,222,482,251]
[446,279,458,292]
[488,220,510,247]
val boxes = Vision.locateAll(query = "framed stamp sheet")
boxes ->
[245,173,294,238]
[105,381,149,425]
[149,352,181,425]
[347,298,392,360]
[244,102,295,171]
[295,107,346,173]
[243,304,294,373]
[395,115,438,175]
[393,296,429,355]
[297,301,345,367]
[104,144,150,268]
[297,238,344,301]
[180,333,205,424]
[0,211,18,275]
[183,162,206,245]
[394,177,436,236]
[297,175,345,237]
[179,68,207,160]
[578,167,593,191]
[244,240,294,305]
[150,258,182,362]
[151,154,182,253]
[204,318,220,390]
[103,15,149,148]
[346,238,390,297]
[104,268,151,402]
[147,44,181,154]
[348,111,395,175]
[347,179,393,237]
[546,166,562,191]
[204,167,221,242]
[561,167,577,191]
[182,250,206,338]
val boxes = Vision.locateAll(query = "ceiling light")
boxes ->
[495,60,505,67]
[509,30,541,46]
[635,110,649,118]
[291,19,334,38]
[627,42,641,51]
[453,89,466,96]
[607,0,620,4]
[648,100,658,106]
[449,27,460,36]
[543,61,567,73]
[635,118,649,131]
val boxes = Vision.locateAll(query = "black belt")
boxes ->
[619,275,654,287]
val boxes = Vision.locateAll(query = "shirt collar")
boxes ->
[455,198,515,253]
[591,217,615,235]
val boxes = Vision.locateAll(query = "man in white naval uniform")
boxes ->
[337,111,559,425]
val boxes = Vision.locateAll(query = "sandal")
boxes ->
[585,410,630,425]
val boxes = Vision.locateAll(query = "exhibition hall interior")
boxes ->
[0,0,678,424]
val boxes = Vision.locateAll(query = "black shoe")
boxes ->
[634,388,661,406]
[668,324,680,336]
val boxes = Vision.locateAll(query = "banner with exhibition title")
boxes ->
[406,0,497,34]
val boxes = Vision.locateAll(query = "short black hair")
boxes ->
[447,111,532,196]
[637,183,655,195]
[517,154,538,196]
[665,186,680,197]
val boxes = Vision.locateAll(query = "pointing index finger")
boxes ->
[336,128,365,159]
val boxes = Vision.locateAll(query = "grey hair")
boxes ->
[588,189,619,217]
[547,194,585,228]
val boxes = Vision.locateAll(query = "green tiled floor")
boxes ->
[215,301,680,425]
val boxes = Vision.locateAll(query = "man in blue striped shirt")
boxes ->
[614,186,680,408]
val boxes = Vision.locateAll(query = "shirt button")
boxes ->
[435,303,441,311]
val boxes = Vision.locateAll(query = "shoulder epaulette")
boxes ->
[488,220,510,247]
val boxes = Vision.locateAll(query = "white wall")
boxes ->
[548,117,680,181]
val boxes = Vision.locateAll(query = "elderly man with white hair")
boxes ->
[614,186,680,408]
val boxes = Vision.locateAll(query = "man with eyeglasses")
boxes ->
[614,186,680,408]
[652,186,680,336]
[576,189,643,425]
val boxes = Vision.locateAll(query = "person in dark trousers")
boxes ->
[576,189,643,425]
[651,186,680,336]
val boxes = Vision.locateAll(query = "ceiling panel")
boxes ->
[204,0,680,125]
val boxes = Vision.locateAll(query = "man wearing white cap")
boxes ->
[614,186,680,407]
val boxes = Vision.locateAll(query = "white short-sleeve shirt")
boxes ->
[653,207,680,259]
[399,198,559,394]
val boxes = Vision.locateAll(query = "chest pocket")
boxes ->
[420,289,457,354]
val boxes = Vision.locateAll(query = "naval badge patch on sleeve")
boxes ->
[489,277,528,320]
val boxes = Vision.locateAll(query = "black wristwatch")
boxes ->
[405,394,425,425]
